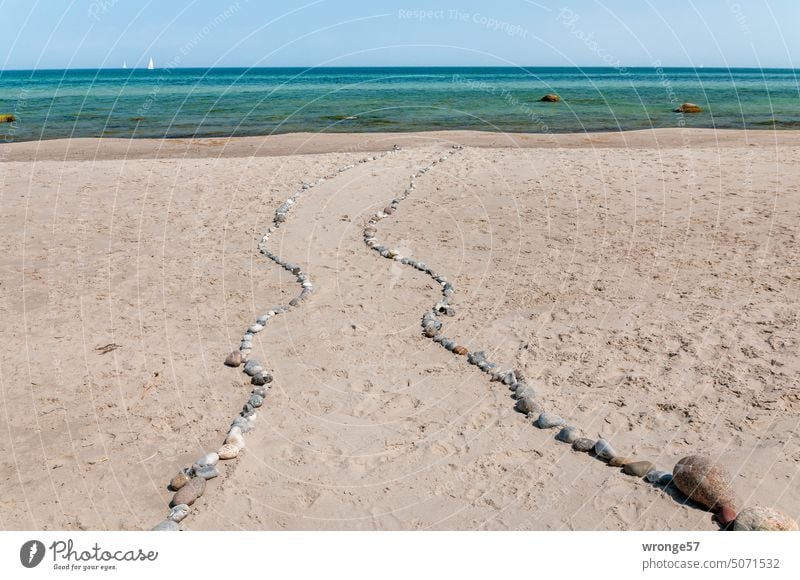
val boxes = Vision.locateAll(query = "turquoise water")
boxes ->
[1,67,799,142]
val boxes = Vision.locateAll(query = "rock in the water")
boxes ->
[594,439,617,460]
[672,455,738,522]
[152,520,180,531]
[536,412,565,429]
[515,396,540,415]
[675,102,703,113]
[196,453,219,467]
[168,504,190,523]
[453,346,468,356]
[733,507,799,531]
[540,94,561,102]
[623,461,655,477]
[193,464,219,480]
[171,477,206,507]
[0,114,16,123]
[224,350,243,367]
[218,443,240,460]
[243,359,263,377]
[572,438,596,452]
[169,471,190,491]
[555,426,579,444]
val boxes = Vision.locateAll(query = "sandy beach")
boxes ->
[1,128,798,531]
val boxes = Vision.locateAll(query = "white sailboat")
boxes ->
[122,61,127,69]
[147,57,154,70]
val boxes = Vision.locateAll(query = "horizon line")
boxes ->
[2,64,800,73]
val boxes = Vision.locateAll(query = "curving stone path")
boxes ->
[151,148,398,530]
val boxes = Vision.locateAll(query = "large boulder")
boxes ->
[733,507,799,531]
[672,455,738,525]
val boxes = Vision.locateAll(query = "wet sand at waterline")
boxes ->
[1,129,798,531]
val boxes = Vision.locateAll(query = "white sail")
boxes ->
[122,61,127,69]
[147,57,154,70]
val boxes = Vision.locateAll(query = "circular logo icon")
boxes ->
[20,540,46,568]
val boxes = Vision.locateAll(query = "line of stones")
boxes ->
[150,147,398,531]
[359,145,783,531]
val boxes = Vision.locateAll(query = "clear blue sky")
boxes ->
[2,0,798,70]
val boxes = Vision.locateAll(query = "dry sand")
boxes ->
[1,129,798,531]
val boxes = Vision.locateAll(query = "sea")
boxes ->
[1,67,798,142]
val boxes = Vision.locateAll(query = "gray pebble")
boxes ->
[168,504,190,523]
[536,412,566,429]
[196,452,219,467]
[243,359,263,377]
[193,464,219,480]
[252,387,268,398]
[515,396,541,416]
[249,394,264,408]
[594,439,617,461]
[645,470,673,485]
[152,520,181,531]
[555,426,579,444]
[572,438,596,452]
[251,372,272,386]
[467,351,487,365]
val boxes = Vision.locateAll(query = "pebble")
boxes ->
[168,504,190,523]
[733,507,799,532]
[515,396,540,416]
[170,471,190,491]
[231,416,253,433]
[251,372,272,386]
[593,439,617,461]
[545,425,573,443]
[572,438,596,452]
[535,412,566,429]
[196,452,219,467]
[243,360,263,377]
[608,456,631,467]
[226,431,246,449]
[218,444,240,460]
[453,346,468,356]
[645,470,673,485]
[514,384,536,400]
[152,520,180,531]
[193,464,219,480]
[171,477,206,507]
[672,455,738,524]
[248,323,264,333]
[622,461,655,477]
[253,387,268,398]
[249,394,264,408]
[224,351,243,367]
[467,351,486,365]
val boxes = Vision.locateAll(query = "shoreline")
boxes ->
[3,128,800,162]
